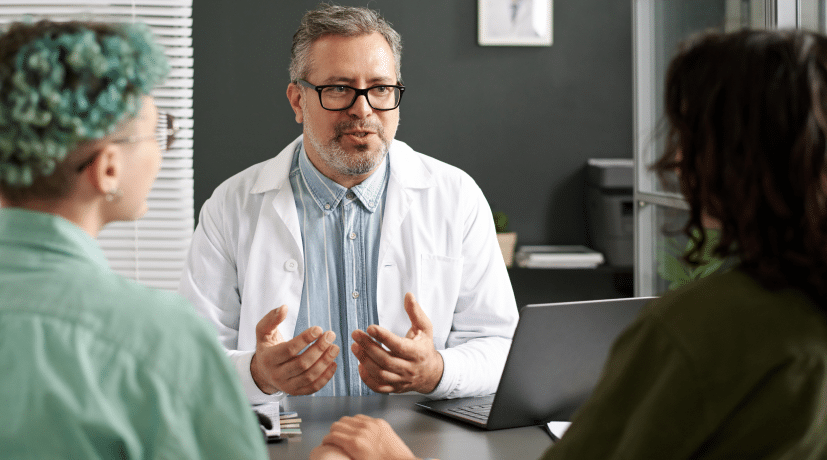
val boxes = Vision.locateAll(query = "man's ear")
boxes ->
[83,144,123,197]
[287,83,304,124]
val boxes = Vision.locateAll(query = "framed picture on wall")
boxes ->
[478,0,553,46]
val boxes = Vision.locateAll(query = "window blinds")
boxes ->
[0,0,194,291]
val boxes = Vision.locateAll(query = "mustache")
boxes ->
[333,120,385,139]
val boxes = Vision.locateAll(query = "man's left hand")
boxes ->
[351,292,444,394]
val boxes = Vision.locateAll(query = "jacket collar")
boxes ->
[249,135,435,195]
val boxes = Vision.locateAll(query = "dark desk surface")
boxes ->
[267,395,553,460]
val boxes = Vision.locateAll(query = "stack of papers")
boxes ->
[515,245,604,269]
[278,411,302,438]
[255,401,303,442]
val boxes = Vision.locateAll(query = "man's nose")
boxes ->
[346,93,373,118]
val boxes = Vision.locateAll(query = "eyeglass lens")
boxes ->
[320,86,402,110]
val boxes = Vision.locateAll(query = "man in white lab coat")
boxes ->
[179,4,518,403]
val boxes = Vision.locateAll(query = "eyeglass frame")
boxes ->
[295,79,405,111]
[76,112,179,172]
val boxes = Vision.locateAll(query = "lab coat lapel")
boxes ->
[269,186,301,338]
[377,140,435,277]
[379,172,412,272]
[249,136,304,337]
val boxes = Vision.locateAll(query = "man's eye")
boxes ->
[331,86,349,93]
[373,86,389,93]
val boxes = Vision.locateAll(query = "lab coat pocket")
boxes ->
[418,253,463,349]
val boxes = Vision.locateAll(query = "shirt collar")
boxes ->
[294,142,389,213]
[0,207,109,268]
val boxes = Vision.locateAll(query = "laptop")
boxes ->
[417,296,655,430]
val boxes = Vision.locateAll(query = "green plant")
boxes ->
[493,211,509,233]
[657,228,732,290]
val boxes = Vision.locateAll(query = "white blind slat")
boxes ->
[158,78,193,88]
[3,0,189,5]
[0,7,192,17]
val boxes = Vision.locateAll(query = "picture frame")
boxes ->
[478,0,553,46]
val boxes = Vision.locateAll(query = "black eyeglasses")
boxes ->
[296,79,405,111]
[76,112,179,172]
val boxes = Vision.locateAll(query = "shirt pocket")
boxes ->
[418,253,463,349]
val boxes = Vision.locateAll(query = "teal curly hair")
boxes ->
[0,20,169,190]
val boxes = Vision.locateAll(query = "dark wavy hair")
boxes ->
[653,29,827,306]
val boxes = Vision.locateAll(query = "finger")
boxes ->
[404,292,433,336]
[355,349,406,386]
[328,415,359,435]
[362,325,419,360]
[280,330,337,374]
[352,328,391,352]
[357,362,396,393]
[269,325,325,363]
[321,431,359,457]
[352,345,405,392]
[284,342,340,389]
[350,340,375,365]
[286,357,338,395]
[255,306,288,344]
[352,330,401,364]
[351,335,409,375]
[332,414,375,432]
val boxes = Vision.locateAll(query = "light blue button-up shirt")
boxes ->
[289,142,389,396]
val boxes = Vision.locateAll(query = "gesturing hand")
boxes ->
[250,305,340,395]
[314,415,419,460]
[351,293,444,394]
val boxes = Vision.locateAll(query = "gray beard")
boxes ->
[306,120,390,176]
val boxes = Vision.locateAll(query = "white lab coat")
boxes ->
[179,136,518,402]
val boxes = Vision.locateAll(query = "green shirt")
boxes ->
[0,208,267,459]
[543,269,827,459]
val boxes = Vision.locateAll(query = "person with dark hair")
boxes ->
[310,28,827,460]
[0,20,267,459]
[179,4,518,402]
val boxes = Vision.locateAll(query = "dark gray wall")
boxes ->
[191,0,633,247]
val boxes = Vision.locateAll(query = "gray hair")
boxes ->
[289,3,403,84]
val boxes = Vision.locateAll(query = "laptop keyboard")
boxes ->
[445,403,492,423]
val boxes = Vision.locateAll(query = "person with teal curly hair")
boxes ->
[0,20,269,459]
[0,20,168,196]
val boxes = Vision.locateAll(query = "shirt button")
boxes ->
[349,232,357,240]
[346,192,355,200]
[284,259,298,272]
[324,203,331,210]
[352,291,359,299]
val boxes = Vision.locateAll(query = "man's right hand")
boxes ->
[250,305,340,395]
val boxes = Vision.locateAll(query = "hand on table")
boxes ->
[250,305,340,395]
[313,414,421,460]
[351,293,444,394]
[309,443,352,460]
